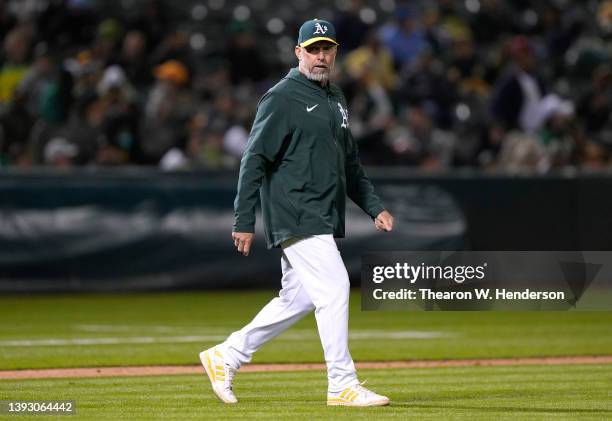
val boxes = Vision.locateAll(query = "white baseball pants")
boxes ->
[218,234,358,392]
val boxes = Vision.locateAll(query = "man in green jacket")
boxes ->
[200,18,394,407]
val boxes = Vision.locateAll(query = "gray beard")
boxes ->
[303,69,330,82]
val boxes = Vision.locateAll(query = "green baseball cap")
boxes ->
[297,18,339,47]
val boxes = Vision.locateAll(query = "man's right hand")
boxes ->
[232,232,254,256]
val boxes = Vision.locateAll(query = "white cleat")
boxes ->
[327,381,390,407]
[199,346,238,404]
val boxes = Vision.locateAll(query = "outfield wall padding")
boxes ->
[0,169,609,291]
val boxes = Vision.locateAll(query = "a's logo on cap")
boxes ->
[313,22,328,34]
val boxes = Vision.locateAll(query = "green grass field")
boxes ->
[1,290,612,419]
[1,366,611,420]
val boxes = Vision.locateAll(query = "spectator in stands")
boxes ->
[0,0,17,41]
[497,95,575,173]
[399,47,458,130]
[342,37,394,161]
[379,6,428,71]
[0,90,34,166]
[43,136,78,168]
[491,36,547,133]
[95,65,144,165]
[149,30,194,78]
[64,50,102,105]
[385,105,456,168]
[344,31,398,92]
[333,0,371,52]
[576,139,610,170]
[490,36,575,133]
[577,64,612,149]
[17,43,55,119]
[63,92,103,165]
[126,0,169,54]
[541,3,583,79]
[0,0,608,172]
[160,110,235,171]
[142,59,193,163]
[600,1,612,34]
[448,31,480,82]
[116,30,151,93]
[0,26,32,110]
[467,0,515,46]
[92,19,123,68]
[225,21,269,84]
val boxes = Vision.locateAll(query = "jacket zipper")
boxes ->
[326,93,339,151]
[326,91,341,211]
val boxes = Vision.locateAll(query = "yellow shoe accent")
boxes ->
[199,346,238,404]
[327,382,390,407]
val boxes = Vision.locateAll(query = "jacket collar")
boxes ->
[285,67,331,95]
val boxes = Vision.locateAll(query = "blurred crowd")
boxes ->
[1,0,612,173]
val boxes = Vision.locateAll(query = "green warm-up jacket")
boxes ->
[233,67,385,248]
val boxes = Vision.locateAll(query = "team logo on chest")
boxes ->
[313,23,328,34]
[337,102,349,128]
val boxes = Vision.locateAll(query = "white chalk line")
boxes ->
[0,330,452,347]
[73,324,203,333]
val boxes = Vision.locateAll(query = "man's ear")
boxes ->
[295,46,301,61]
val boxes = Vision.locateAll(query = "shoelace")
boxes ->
[223,364,236,391]
[352,381,375,398]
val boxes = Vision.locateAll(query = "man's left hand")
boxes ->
[375,210,394,232]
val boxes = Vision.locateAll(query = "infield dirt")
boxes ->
[2,355,611,380]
